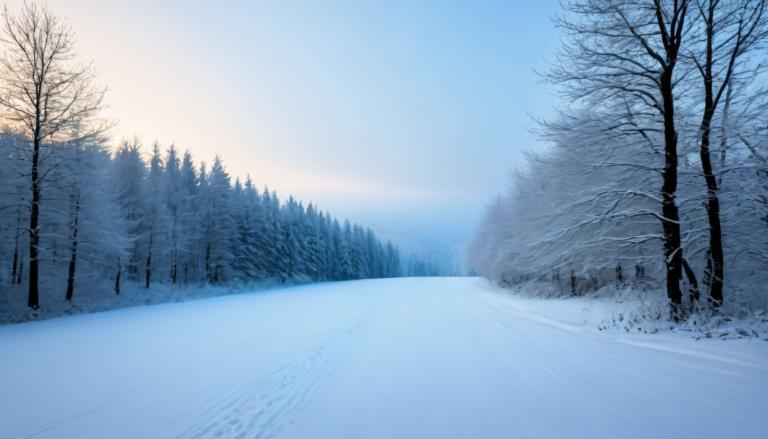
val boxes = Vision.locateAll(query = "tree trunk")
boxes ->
[170,248,177,284]
[682,257,700,303]
[129,246,138,279]
[11,228,19,284]
[699,3,725,309]
[718,83,733,185]
[170,221,178,284]
[114,265,121,295]
[145,229,153,289]
[65,195,80,302]
[702,247,712,291]
[205,243,211,282]
[701,149,724,309]
[660,69,683,319]
[635,263,644,280]
[28,136,41,309]
[570,270,576,296]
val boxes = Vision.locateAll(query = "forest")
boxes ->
[468,0,768,320]
[0,3,411,319]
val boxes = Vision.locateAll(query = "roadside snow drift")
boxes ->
[1,277,766,439]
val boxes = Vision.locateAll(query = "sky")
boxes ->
[6,0,560,263]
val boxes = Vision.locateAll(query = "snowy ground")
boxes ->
[1,277,766,439]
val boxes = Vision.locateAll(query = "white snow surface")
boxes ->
[1,277,766,439]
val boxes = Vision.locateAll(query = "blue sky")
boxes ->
[9,0,561,257]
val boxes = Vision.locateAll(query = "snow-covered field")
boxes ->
[1,277,766,439]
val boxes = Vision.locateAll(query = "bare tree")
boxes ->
[690,0,768,308]
[0,2,105,309]
[551,0,694,317]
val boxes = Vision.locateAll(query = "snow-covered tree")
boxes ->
[469,0,768,317]
[0,2,106,308]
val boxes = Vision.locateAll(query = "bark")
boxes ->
[11,228,19,284]
[114,265,121,295]
[703,248,713,291]
[698,0,726,309]
[570,270,576,296]
[28,135,41,309]
[65,195,80,302]
[170,220,178,284]
[145,230,153,289]
[682,257,700,303]
[718,83,733,183]
[205,243,211,282]
[635,263,645,280]
[660,67,684,318]
[129,246,139,279]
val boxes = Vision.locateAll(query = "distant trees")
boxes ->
[60,140,127,302]
[0,134,406,309]
[0,2,409,313]
[469,0,768,317]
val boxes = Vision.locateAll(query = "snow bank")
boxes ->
[490,280,768,339]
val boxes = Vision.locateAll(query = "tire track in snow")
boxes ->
[174,306,378,439]
[22,314,290,439]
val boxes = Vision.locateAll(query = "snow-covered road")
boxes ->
[1,277,766,439]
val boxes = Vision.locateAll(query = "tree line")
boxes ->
[0,3,406,312]
[468,0,768,319]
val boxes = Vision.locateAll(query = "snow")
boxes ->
[1,277,766,439]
